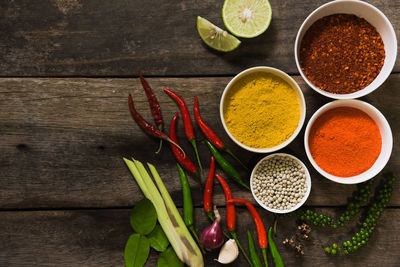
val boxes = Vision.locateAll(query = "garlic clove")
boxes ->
[215,239,239,264]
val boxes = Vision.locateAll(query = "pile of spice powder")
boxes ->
[300,14,385,94]
[223,72,300,148]
[309,107,382,177]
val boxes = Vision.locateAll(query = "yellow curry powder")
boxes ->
[223,72,300,148]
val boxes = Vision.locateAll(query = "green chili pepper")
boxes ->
[268,227,284,267]
[205,140,250,190]
[247,230,263,267]
[262,248,268,267]
[177,163,205,254]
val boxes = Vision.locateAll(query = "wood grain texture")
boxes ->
[0,75,398,209]
[0,0,399,76]
[0,207,399,266]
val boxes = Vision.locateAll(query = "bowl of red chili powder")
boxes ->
[294,0,397,99]
[304,100,392,184]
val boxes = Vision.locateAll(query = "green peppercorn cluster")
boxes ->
[301,209,334,228]
[300,179,374,228]
[324,176,396,255]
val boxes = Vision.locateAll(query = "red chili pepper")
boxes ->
[128,94,184,155]
[139,71,163,130]
[215,176,254,267]
[164,89,202,170]
[194,96,248,171]
[214,174,235,231]
[203,156,215,221]
[164,89,194,138]
[169,112,201,184]
[194,96,224,149]
[227,198,268,249]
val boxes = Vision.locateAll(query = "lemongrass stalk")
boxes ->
[124,158,204,267]
[148,163,203,266]
[123,158,150,197]
[125,158,186,262]
[124,159,183,250]
[132,160,189,261]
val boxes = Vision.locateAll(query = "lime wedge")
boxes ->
[197,16,241,52]
[222,0,272,38]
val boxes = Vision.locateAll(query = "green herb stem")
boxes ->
[247,230,262,267]
[231,230,253,267]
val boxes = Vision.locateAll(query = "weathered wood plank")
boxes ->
[0,208,399,266]
[0,75,398,209]
[0,0,399,76]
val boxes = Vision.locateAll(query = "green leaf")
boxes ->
[124,234,150,267]
[130,198,157,235]
[147,224,169,252]
[157,247,184,267]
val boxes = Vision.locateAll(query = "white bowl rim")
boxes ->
[220,66,306,153]
[250,153,312,214]
[294,0,398,99]
[304,99,393,184]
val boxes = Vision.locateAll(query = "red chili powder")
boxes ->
[309,107,382,177]
[300,14,385,94]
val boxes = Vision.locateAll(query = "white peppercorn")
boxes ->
[252,155,308,211]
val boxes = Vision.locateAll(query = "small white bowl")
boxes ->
[294,0,397,99]
[220,66,306,153]
[304,100,393,184]
[250,153,312,214]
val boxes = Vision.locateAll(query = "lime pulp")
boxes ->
[196,16,241,52]
[222,0,272,38]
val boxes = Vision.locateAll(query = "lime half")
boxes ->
[222,0,272,38]
[197,16,241,52]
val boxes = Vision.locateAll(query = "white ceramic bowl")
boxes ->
[220,66,306,153]
[294,0,397,99]
[250,153,312,214]
[304,100,393,184]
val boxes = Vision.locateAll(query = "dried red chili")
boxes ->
[300,14,385,94]
[139,71,163,130]
[128,94,184,154]
[139,72,164,154]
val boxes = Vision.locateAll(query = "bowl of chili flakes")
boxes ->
[294,0,397,99]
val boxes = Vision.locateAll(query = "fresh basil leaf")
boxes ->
[124,234,150,267]
[130,198,157,235]
[157,246,183,267]
[147,224,169,252]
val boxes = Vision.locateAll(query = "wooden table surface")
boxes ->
[0,0,399,266]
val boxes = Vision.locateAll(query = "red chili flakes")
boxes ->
[299,14,385,94]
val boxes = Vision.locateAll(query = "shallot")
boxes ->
[199,206,224,250]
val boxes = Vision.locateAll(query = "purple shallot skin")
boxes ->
[199,206,224,250]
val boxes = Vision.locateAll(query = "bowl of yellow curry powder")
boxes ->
[220,66,306,153]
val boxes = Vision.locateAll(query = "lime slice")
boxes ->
[197,16,241,52]
[222,0,272,38]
